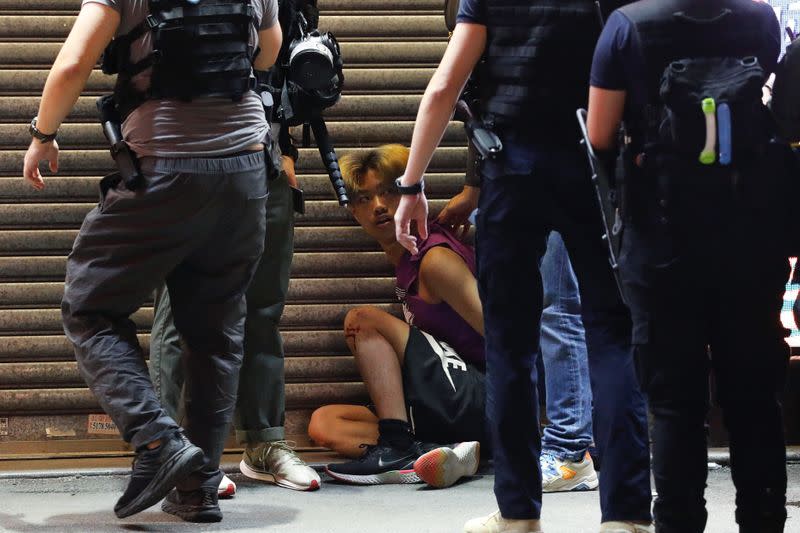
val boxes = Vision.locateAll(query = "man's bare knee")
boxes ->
[344,306,383,351]
[344,306,380,333]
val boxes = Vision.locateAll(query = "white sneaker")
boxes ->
[217,474,236,498]
[414,441,480,488]
[540,451,599,492]
[240,440,321,491]
[599,522,655,533]
[464,510,542,533]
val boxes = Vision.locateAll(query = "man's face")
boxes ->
[349,169,401,243]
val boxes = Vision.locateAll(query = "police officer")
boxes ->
[147,0,333,497]
[22,0,281,522]
[588,1,791,531]
[394,0,653,532]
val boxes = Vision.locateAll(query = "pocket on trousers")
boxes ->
[97,171,127,213]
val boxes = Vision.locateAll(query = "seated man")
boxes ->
[309,144,485,487]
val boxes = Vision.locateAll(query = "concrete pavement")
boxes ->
[1,464,798,532]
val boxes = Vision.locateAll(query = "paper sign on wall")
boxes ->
[87,414,118,435]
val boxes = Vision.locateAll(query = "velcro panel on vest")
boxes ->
[145,0,256,103]
[482,0,600,139]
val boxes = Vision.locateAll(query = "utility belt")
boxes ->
[96,93,279,196]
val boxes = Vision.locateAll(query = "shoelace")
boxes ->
[257,440,305,466]
[200,488,216,507]
[356,442,378,462]
[539,452,560,477]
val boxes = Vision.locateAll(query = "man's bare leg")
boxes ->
[344,306,411,421]
[323,306,426,483]
[308,405,378,458]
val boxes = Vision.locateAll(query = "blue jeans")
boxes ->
[539,231,593,462]
[476,138,651,522]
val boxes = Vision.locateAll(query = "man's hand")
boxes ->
[395,192,429,255]
[23,139,59,190]
[282,155,299,188]
[436,185,479,240]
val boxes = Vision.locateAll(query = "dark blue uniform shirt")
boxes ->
[456,0,486,25]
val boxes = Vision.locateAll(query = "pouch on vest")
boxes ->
[771,38,800,143]
[656,56,768,163]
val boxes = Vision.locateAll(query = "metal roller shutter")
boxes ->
[0,0,468,457]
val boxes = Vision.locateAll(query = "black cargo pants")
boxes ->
[62,152,268,477]
[149,171,294,444]
[620,155,790,533]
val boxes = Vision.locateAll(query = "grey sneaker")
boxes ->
[239,440,321,491]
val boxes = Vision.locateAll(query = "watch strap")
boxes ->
[395,177,424,195]
[29,117,57,143]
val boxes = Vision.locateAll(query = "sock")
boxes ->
[378,419,414,449]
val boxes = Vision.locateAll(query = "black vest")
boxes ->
[102,0,258,118]
[619,0,771,137]
[481,0,601,141]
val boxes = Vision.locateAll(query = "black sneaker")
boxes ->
[161,471,223,523]
[114,430,205,519]
[324,439,426,485]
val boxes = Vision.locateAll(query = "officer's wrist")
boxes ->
[395,176,424,195]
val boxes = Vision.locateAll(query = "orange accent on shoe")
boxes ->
[218,483,236,498]
[558,465,577,480]
[307,479,320,491]
[414,448,448,487]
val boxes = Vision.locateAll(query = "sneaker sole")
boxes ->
[161,500,223,523]
[239,460,320,491]
[115,444,205,519]
[323,466,420,485]
[414,441,480,489]
[542,470,599,493]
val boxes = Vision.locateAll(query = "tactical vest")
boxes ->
[101,0,259,118]
[619,0,770,142]
[481,0,601,141]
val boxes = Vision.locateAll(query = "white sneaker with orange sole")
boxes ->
[413,441,480,488]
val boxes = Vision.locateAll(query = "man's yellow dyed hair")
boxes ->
[339,144,410,198]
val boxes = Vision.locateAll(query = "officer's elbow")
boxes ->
[425,78,460,112]
[50,58,93,87]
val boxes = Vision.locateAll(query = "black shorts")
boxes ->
[402,327,486,446]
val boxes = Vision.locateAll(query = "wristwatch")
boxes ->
[29,117,57,143]
[395,177,424,195]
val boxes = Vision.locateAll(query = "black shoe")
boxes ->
[324,439,426,485]
[114,430,205,519]
[161,474,223,523]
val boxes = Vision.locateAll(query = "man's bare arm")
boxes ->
[394,21,486,253]
[255,24,282,71]
[402,22,486,186]
[418,246,484,336]
[586,86,626,150]
[38,4,120,134]
[23,3,119,189]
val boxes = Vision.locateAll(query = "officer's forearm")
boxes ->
[404,22,486,186]
[404,78,462,185]
[37,62,93,134]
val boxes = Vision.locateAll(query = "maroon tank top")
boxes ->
[395,223,486,367]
